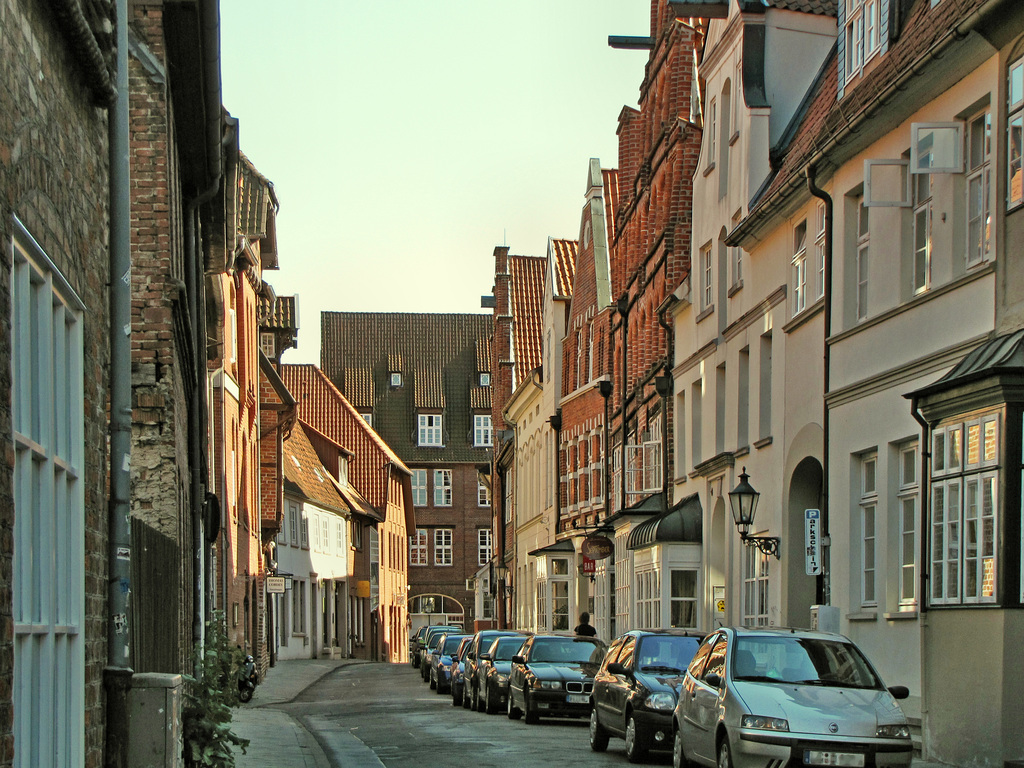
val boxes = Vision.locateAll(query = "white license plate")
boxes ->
[566,694,589,704]
[804,751,865,767]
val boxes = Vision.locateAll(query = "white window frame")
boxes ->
[814,202,826,300]
[412,469,427,506]
[910,122,964,174]
[864,159,911,207]
[300,509,309,549]
[860,454,878,607]
[434,528,453,566]
[844,0,880,83]
[897,444,919,608]
[433,469,453,507]
[700,242,713,311]
[913,172,932,294]
[707,97,717,169]
[321,518,330,553]
[288,502,299,545]
[12,221,86,767]
[478,478,491,507]
[260,331,276,359]
[670,569,698,629]
[792,219,808,315]
[856,198,870,321]
[477,528,492,567]
[418,413,443,446]
[410,529,428,566]
[474,414,493,447]
[742,545,769,627]
[730,210,743,287]
[930,415,1000,606]
[966,110,992,266]
[1009,56,1024,209]
[337,519,346,551]
[390,371,402,387]
[479,372,490,387]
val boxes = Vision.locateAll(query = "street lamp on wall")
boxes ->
[728,468,780,559]
[494,563,512,597]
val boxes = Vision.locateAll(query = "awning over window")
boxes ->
[626,493,702,551]
[528,539,576,557]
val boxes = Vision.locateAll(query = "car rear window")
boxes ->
[636,635,701,672]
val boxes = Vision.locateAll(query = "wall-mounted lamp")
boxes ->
[728,468,780,559]
[493,563,513,597]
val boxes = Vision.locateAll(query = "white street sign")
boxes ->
[805,509,822,576]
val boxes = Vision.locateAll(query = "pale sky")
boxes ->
[220,1,650,364]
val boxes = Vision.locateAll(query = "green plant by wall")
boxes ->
[182,611,250,767]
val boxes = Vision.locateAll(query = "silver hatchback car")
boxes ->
[672,627,912,768]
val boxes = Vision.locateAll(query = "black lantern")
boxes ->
[728,468,780,558]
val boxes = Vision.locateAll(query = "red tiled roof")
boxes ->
[550,238,578,300]
[768,0,836,14]
[508,254,547,383]
[414,364,445,409]
[752,0,988,220]
[283,422,349,514]
[282,364,411,511]
[475,338,491,374]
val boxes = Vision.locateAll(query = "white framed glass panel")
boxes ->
[433,469,452,507]
[910,122,964,173]
[864,159,911,207]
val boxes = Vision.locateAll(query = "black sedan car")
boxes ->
[463,629,529,710]
[477,634,528,714]
[431,632,470,693]
[450,636,474,707]
[411,624,458,669]
[590,629,704,763]
[507,634,607,724]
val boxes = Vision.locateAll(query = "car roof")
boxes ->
[530,633,604,641]
[722,626,852,642]
[621,629,705,638]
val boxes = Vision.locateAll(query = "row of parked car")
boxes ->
[409,624,914,767]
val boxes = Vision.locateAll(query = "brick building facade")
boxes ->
[2,1,115,762]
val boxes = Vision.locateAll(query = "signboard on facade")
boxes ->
[356,580,371,598]
[266,576,285,594]
[581,556,596,574]
[805,509,822,576]
[581,535,614,561]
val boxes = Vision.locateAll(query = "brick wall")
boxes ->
[0,1,113,763]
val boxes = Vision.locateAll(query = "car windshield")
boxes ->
[490,637,526,661]
[529,637,604,664]
[636,635,701,673]
[732,636,883,689]
[443,636,466,654]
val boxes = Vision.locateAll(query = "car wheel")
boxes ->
[589,708,609,752]
[523,691,538,724]
[625,714,649,763]
[673,726,690,768]
[462,683,472,709]
[484,683,498,715]
[507,689,522,720]
[717,735,734,768]
[452,687,461,707]
[429,670,437,690]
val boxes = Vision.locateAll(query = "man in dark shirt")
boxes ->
[574,612,597,637]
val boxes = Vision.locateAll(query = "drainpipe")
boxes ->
[105,0,133,762]
[549,410,562,527]
[807,166,832,606]
[657,296,679,512]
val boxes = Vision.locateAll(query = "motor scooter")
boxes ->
[237,655,258,702]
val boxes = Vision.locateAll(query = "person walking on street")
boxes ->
[574,612,597,637]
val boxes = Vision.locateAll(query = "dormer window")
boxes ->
[338,456,349,487]
[260,332,275,359]
[479,372,491,387]
[418,413,443,446]
[390,371,402,387]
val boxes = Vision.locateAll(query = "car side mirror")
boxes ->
[467,652,475,660]
[512,655,526,665]
[704,673,722,688]
[888,685,910,700]
[607,662,630,676]
[479,652,492,661]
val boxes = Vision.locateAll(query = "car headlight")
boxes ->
[644,692,676,711]
[533,680,562,690]
[741,715,790,732]
[876,724,911,739]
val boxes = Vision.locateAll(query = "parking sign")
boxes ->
[805,509,822,576]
